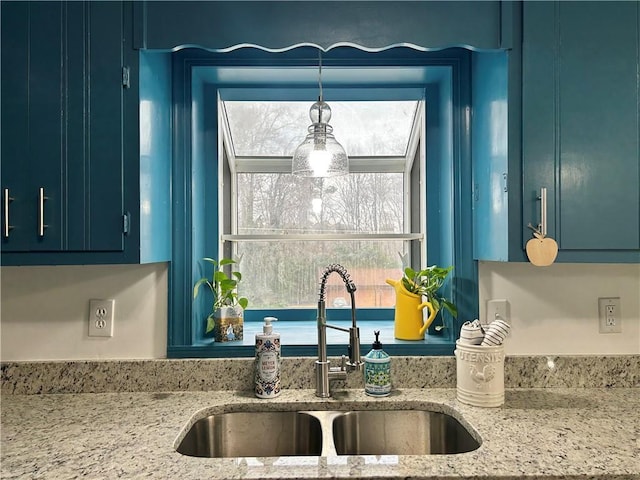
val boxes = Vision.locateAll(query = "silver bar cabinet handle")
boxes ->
[3,188,13,238]
[538,187,547,237]
[38,187,48,237]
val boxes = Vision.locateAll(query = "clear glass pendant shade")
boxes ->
[292,100,349,177]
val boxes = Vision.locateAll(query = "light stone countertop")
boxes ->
[1,387,639,480]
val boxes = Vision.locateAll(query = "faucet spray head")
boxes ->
[318,264,356,301]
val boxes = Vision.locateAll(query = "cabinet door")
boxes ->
[1,2,64,252]
[87,2,126,252]
[29,1,65,251]
[523,1,640,259]
[1,2,31,250]
[66,1,125,252]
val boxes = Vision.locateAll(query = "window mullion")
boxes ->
[222,233,423,242]
[234,156,407,174]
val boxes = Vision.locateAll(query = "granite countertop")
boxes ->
[2,387,639,480]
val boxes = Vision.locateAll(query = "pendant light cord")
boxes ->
[318,50,323,103]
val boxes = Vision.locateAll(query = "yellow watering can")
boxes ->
[386,278,437,340]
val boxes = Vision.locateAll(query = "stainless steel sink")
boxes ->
[332,410,480,455]
[176,411,323,457]
[176,409,480,458]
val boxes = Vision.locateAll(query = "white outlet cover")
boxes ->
[598,297,621,334]
[486,299,510,328]
[88,299,115,337]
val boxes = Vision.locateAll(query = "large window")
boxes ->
[167,47,478,358]
[221,100,422,310]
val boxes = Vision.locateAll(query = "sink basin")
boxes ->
[176,408,480,458]
[176,411,323,457]
[332,410,480,455]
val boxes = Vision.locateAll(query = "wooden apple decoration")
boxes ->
[526,224,558,266]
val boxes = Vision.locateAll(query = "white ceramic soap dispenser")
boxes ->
[255,316,281,398]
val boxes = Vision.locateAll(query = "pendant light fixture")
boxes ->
[292,53,349,177]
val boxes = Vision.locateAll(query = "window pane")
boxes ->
[225,102,307,157]
[225,101,417,157]
[236,240,404,309]
[227,99,418,313]
[237,173,404,235]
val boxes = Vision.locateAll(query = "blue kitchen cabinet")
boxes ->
[1,1,170,265]
[475,1,639,263]
[1,1,124,258]
[522,1,639,262]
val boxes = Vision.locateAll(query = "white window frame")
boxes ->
[218,96,426,274]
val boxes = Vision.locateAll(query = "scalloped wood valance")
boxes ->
[139,1,509,52]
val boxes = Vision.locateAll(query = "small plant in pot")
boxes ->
[193,257,249,342]
[401,265,457,332]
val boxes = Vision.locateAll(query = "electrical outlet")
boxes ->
[486,299,510,328]
[89,299,115,337]
[598,297,621,334]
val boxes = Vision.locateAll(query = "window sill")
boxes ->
[168,320,456,358]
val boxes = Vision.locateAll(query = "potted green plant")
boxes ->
[401,265,457,331]
[193,257,249,342]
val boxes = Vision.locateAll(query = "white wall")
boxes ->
[1,262,638,361]
[1,263,168,361]
[478,262,640,355]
